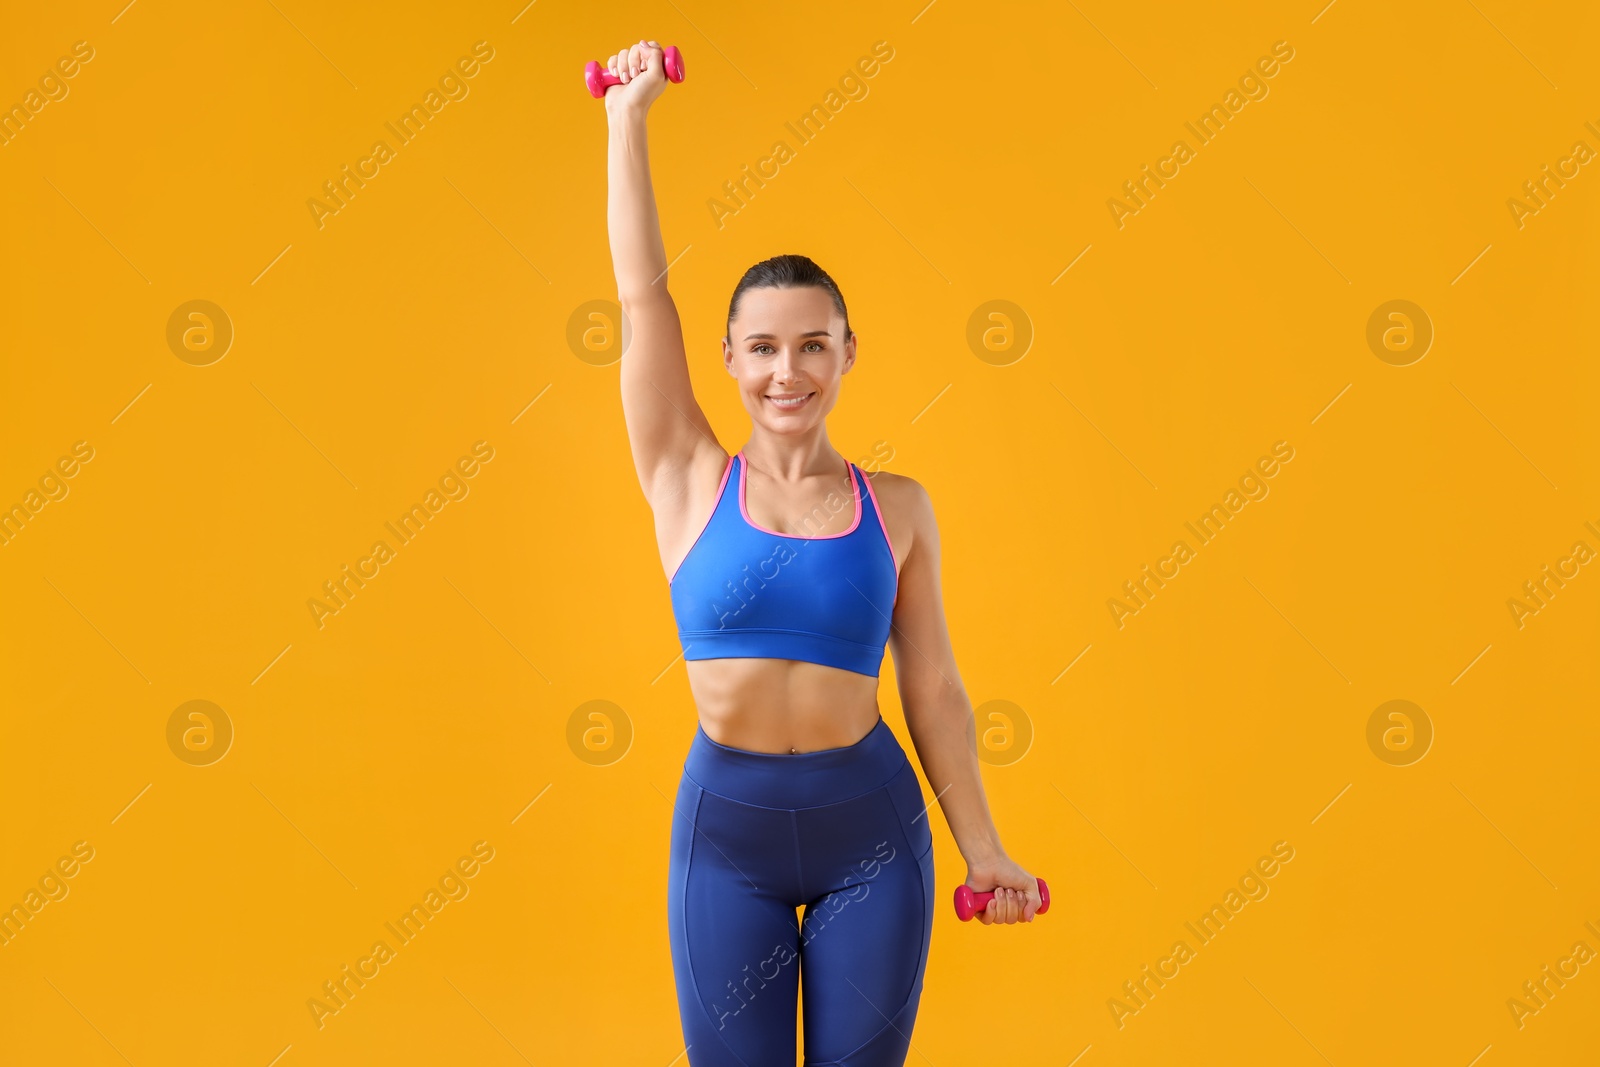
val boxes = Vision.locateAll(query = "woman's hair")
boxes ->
[725,254,852,343]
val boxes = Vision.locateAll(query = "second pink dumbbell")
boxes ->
[584,46,686,99]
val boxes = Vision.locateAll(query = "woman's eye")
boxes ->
[752,342,822,354]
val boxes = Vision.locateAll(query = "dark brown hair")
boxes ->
[725,254,852,342]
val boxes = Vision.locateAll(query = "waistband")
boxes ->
[684,715,908,810]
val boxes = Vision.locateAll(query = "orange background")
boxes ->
[1,1,1596,1064]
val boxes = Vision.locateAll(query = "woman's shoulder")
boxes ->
[858,468,936,567]
[861,467,929,510]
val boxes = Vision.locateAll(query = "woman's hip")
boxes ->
[670,720,932,905]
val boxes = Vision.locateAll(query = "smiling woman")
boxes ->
[598,36,1044,1066]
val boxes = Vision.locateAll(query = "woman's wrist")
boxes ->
[959,834,1006,867]
[606,99,650,128]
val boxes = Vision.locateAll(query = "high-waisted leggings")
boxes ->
[668,714,936,1066]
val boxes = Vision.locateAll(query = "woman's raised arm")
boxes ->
[604,40,722,511]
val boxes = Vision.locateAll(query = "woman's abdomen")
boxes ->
[687,656,883,753]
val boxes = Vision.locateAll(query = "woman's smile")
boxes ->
[765,390,816,411]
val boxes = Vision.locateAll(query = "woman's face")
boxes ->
[724,286,856,433]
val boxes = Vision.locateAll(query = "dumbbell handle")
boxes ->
[953,877,1050,922]
[584,46,686,99]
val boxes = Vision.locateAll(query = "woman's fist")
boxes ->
[603,39,668,115]
[965,854,1043,925]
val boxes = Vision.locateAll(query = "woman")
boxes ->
[601,39,1043,1066]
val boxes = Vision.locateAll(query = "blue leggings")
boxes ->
[668,715,936,1066]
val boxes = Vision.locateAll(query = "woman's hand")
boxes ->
[965,853,1043,925]
[603,39,669,117]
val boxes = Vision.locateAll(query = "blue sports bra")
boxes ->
[668,450,900,677]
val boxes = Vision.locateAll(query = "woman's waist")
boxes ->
[683,711,909,810]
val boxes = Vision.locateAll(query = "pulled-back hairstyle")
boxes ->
[725,254,852,343]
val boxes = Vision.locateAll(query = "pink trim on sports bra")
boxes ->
[857,466,900,580]
[737,450,862,540]
[667,453,736,586]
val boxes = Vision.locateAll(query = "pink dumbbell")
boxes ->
[584,46,686,99]
[954,877,1050,922]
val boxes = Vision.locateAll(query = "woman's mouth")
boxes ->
[766,391,815,411]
